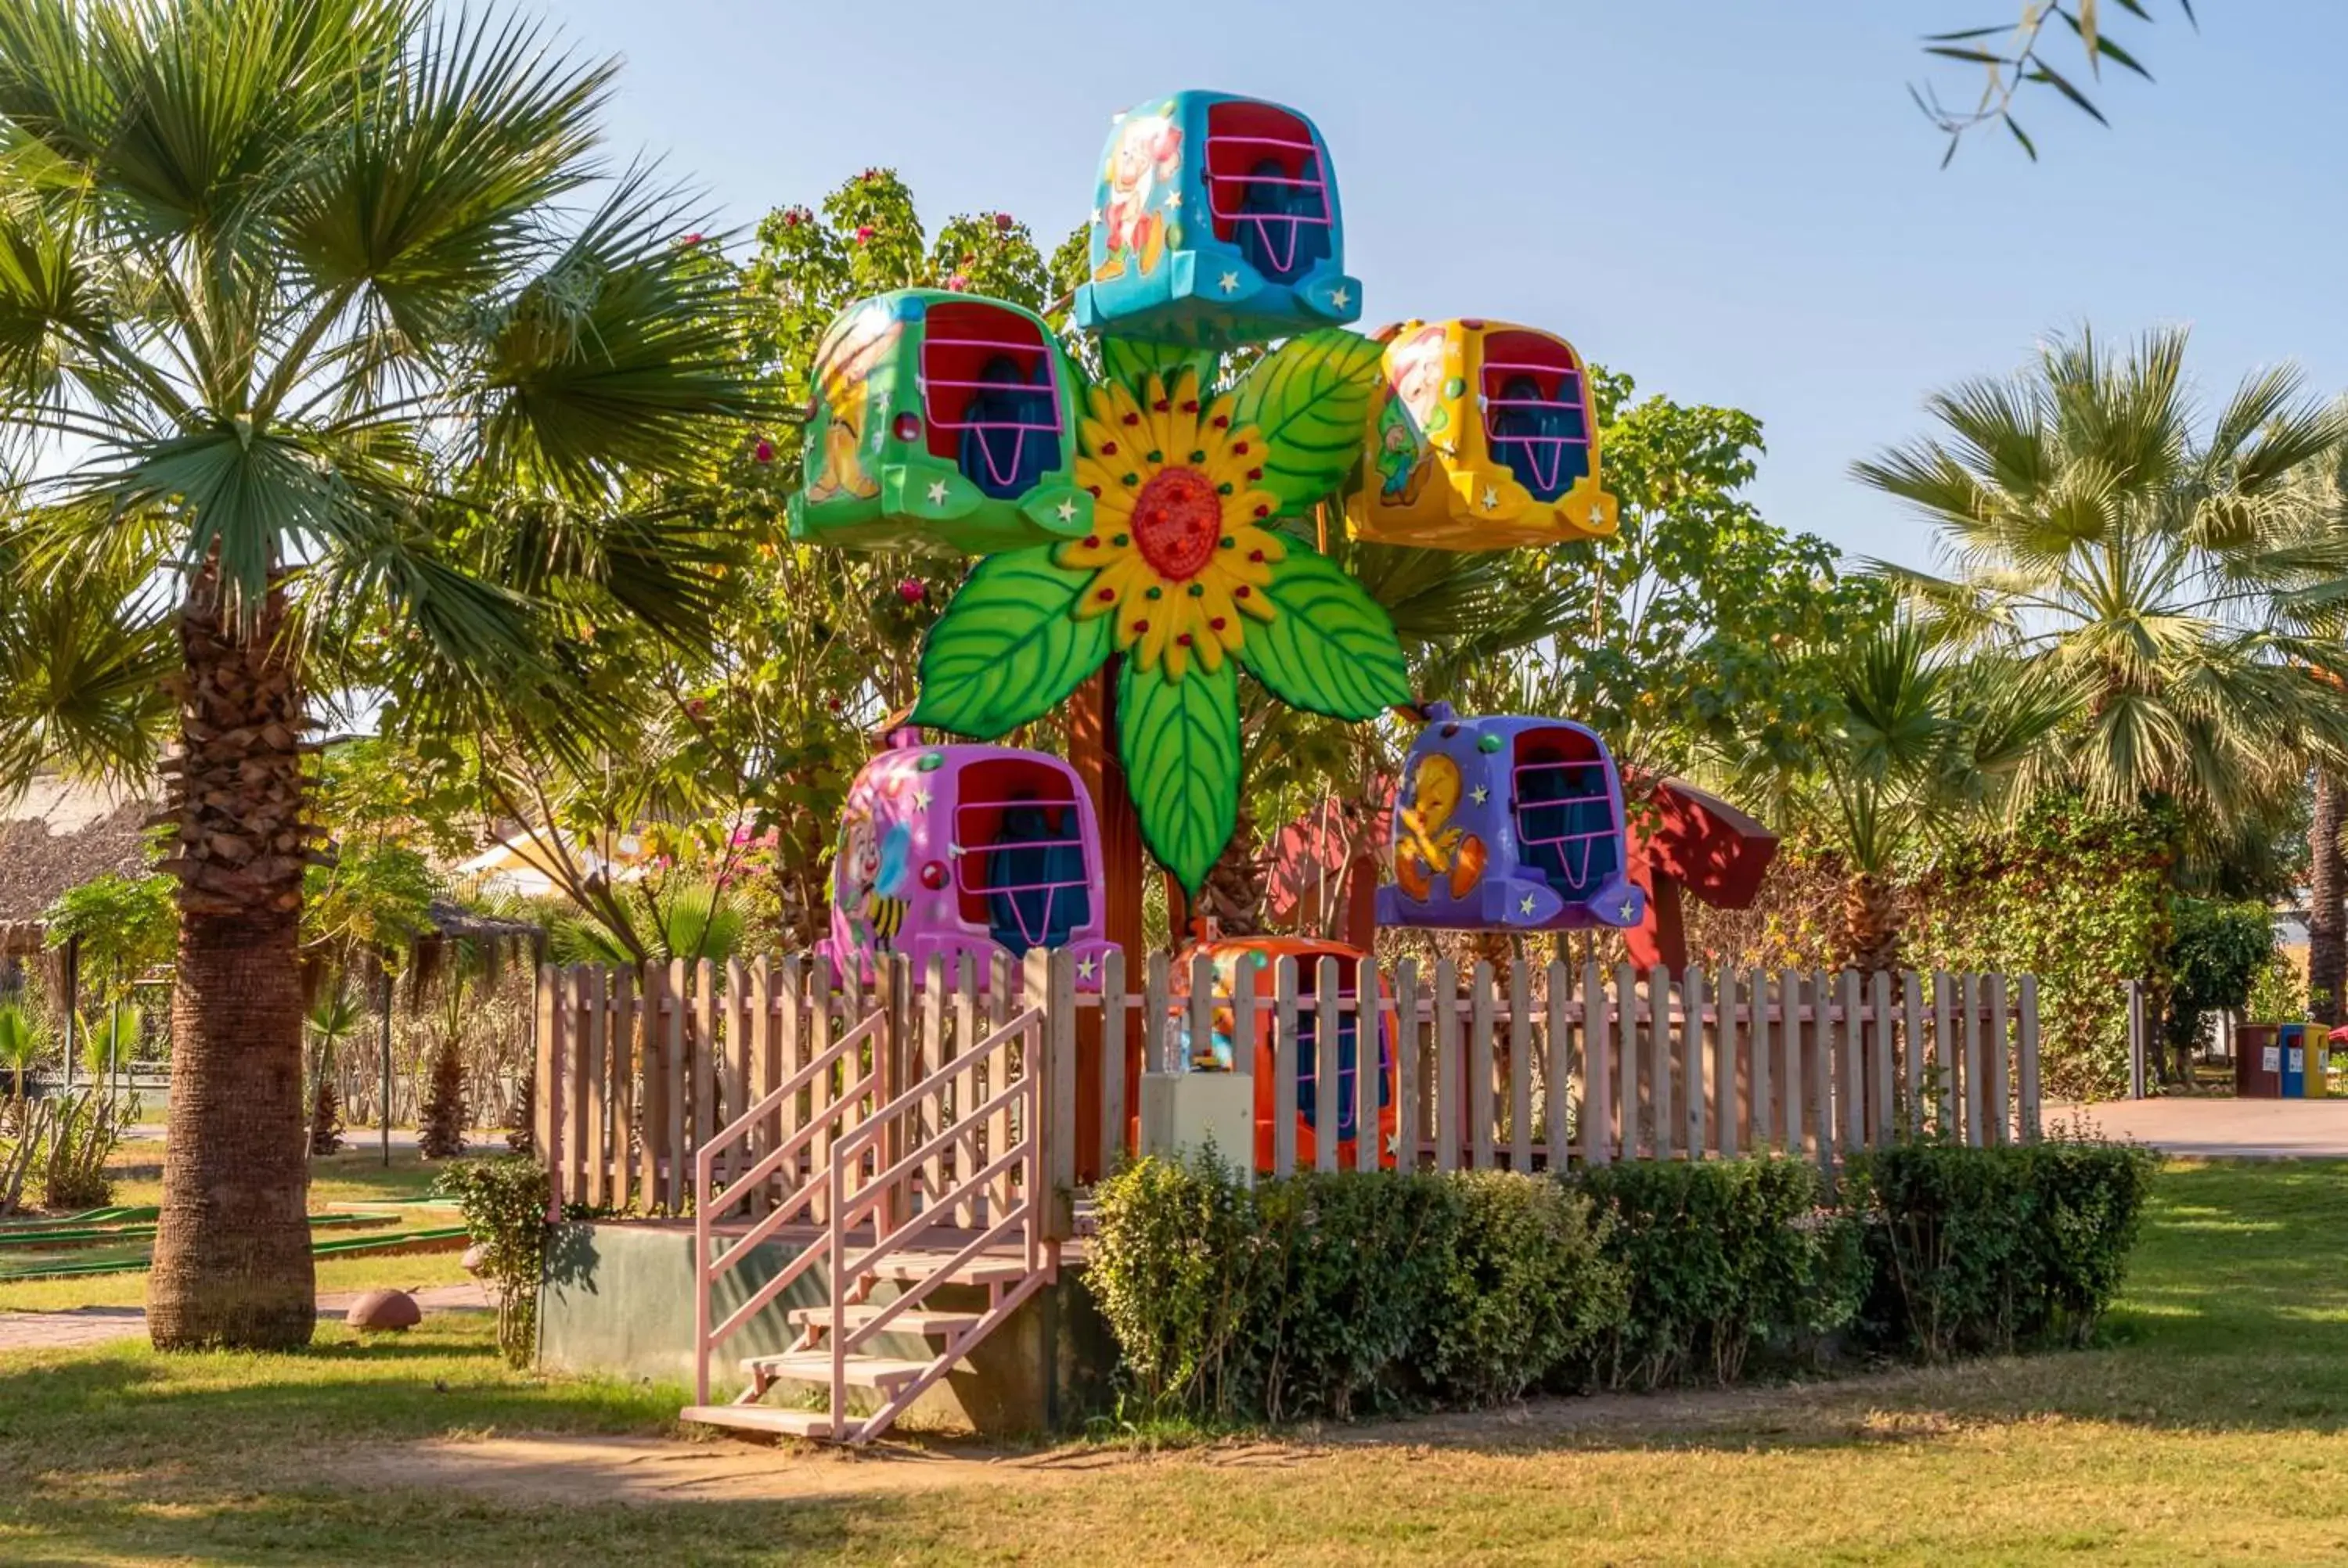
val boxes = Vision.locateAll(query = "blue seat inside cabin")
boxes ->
[1516,753,1619,899]
[982,801,1089,957]
[1233,154,1331,283]
[956,354,1058,498]
[1489,373,1591,501]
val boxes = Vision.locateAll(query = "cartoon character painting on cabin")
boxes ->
[1392,752,1486,902]
[832,807,911,952]
[803,300,900,505]
[1093,107,1182,282]
[1374,325,1452,505]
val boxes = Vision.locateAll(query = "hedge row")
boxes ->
[1085,1138,2158,1425]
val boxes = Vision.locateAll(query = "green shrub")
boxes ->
[1086,1156,1622,1423]
[435,1156,553,1367]
[1848,1137,2158,1360]
[1577,1157,1864,1389]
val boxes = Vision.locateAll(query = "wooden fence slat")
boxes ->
[1988,972,2011,1147]
[1870,969,1894,1150]
[1716,966,1738,1160]
[2018,974,2042,1141]
[1581,960,1610,1167]
[636,964,661,1210]
[1933,969,1957,1142]
[1142,951,1169,1078]
[1468,962,1495,1170]
[1963,973,1985,1148]
[1838,970,1864,1157]
[989,950,1014,1221]
[1508,959,1534,1171]
[1232,949,1258,1082]
[807,955,835,1224]
[1046,949,1079,1207]
[1748,969,1771,1154]
[918,955,945,1205]
[691,958,716,1195]
[1435,959,1461,1174]
[534,964,557,1200]
[1545,961,1572,1170]
[1395,958,1422,1171]
[1615,962,1639,1165]
[1274,955,1302,1177]
[1187,953,1215,1082]
[953,955,980,1228]
[1648,966,1672,1160]
[1098,948,1127,1174]
[1901,969,1925,1143]
[1683,966,1707,1157]
[1777,970,1802,1159]
[664,959,687,1214]
[744,959,770,1221]
[578,966,605,1208]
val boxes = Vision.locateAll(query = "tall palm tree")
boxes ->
[1853,327,2348,828]
[0,0,770,1348]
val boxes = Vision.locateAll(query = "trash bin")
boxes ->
[2281,1023,2308,1099]
[2311,1031,2332,1099]
[2238,1023,2283,1098]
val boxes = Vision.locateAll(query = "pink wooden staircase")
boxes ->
[679,998,1057,1445]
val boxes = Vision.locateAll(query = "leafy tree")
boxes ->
[0,0,772,1348]
[42,872,176,1007]
[2163,896,2273,1071]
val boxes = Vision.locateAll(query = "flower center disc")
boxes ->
[1130,466,1222,582]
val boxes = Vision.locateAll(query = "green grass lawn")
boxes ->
[4,1160,2348,1565]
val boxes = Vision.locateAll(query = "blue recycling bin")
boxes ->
[2280,1022,2310,1098]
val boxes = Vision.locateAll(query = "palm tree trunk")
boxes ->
[2310,771,2345,1028]
[1841,870,1903,975]
[147,572,316,1350]
[1196,807,1267,939]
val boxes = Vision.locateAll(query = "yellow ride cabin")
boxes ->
[1345,318,1616,550]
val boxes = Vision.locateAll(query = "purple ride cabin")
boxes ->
[1376,703,1645,933]
[820,739,1113,987]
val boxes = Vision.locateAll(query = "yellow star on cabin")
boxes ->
[1470,786,1489,806]
[1519,893,1537,916]
[1218,271,1240,293]
[911,787,932,811]
[1162,190,1182,210]
[1481,486,1500,511]
[926,479,949,505]
[1328,286,1350,309]
[1055,495,1079,523]
[1077,955,1098,981]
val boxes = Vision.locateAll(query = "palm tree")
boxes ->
[1854,327,2348,829]
[0,1002,44,1104]
[1742,620,2066,971]
[0,0,770,1348]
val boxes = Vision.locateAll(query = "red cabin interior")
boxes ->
[917,300,1061,464]
[1202,100,1329,247]
[950,755,1086,926]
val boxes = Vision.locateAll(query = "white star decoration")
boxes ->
[1470,786,1489,806]
[1078,955,1098,981]
[926,479,949,506]
[947,841,967,859]
[1055,496,1079,523]
[1481,486,1500,511]
[1520,894,1538,916]
[1327,285,1350,309]
[910,787,932,811]
[1619,899,1638,922]
[1162,191,1182,210]
[1217,270,1240,294]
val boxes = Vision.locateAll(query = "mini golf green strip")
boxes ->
[0,1225,470,1281]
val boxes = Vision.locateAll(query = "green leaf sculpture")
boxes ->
[1226,329,1385,513]
[1120,655,1241,895]
[1238,548,1413,721]
[910,548,1110,740]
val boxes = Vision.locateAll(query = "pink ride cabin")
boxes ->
[820,740,1113,987]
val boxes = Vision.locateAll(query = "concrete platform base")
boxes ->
[2052,1097,2348,1159]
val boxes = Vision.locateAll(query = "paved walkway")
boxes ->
[2052,1097,2348,1159]
[0,1282,493,1352]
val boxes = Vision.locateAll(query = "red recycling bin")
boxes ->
[2236,1023,2282,1099]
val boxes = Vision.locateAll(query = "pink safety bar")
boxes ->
[1511,757,1614,890]
[952,800,1089,949]
[1204,132,1332,279]
[1481,361,1591,495]
[920,329,1064,491]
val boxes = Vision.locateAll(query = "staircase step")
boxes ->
[861,1251,1030,1287]
[679,1403,846,1441]
[789,1304,981,1337]
[741,1351,939,1390]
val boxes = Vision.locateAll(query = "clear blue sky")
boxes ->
[553,0,2338,571]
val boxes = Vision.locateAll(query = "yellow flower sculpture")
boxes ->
[913,331,1411,891]
[1061,370,1287,682]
